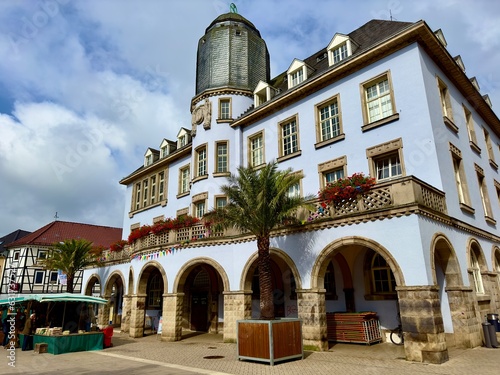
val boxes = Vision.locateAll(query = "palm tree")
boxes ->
[205,161,313,319]
[42,238,101,293]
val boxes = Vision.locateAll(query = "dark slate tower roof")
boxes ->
[195,12,270,95]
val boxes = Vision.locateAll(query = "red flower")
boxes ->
[319,173,375,205]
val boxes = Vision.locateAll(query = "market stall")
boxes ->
[33,331,103,355]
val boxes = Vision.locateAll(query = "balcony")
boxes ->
[109,176,447,259]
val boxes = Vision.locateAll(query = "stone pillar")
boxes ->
[222,291,252,343]
[129,294,146,338]
[445,286,482,348]
[120,295,132,333]
[161,293,184,341]
[98,295,111,328]
[296,289,328,351]
[397,286,448,364]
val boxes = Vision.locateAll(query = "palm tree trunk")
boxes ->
[257,236,274,320]
[66,274,74,293]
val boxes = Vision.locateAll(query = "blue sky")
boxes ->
[0,0,499,235]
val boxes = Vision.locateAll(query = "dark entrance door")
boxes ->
[190,292,208,331]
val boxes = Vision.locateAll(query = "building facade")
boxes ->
[1,221,122,298]
[83,12,500,363]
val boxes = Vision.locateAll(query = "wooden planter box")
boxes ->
[237,318,303,365]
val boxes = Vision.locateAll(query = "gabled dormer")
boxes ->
[327,33,358,66]
[469,77,480,91]
[287,59,313,89]
[253,80,278,107]
[144,148,159,167]
[454,55,466,73]
[177,128,192,149]
[434,29,447,47]
[483,94,492,108]
[159,139,177,158]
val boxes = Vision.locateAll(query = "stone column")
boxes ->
[98,295,111,327]
[129,294,146,338]
[161,293,184,341]
[222,291,252,343]
[445,286,482,348]
[120,295,131,333]
[296,289,328,351]
[397,286,448,364]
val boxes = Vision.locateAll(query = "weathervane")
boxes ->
[230,3,238,14]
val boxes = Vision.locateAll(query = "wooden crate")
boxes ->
[327,312,381,345]
[34,343,48,354]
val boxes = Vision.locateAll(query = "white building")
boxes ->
[83,11,500,363]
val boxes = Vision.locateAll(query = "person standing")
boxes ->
[21,313,36,351]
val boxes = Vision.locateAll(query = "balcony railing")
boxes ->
[106,176,447,258]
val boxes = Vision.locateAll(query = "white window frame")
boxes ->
[179,165,190,195]
[249,132,264,167]
[278,115,300,159]
[470,250,484,295]
[367,139,404,182]
[215,141,228,173]
[34,270,44,285]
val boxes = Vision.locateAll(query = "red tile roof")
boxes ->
[6,221,122,249]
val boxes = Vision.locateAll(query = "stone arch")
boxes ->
[172,257,229,293]
[311,236,404,289]
[466,237,488,272]
[493,246,500,273]
[103,270,126,296]
[137,261,168,295]
[430,233,464,287]
[102,270,126,327]
[240,247,302,291]
[172,257,229,334]
[84,273,102,296]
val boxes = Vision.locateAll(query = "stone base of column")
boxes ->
[397,286,448,364]
[160,293,183,342]
[223,291,252,343]
[296,289,328,351]
[445,286,482,348]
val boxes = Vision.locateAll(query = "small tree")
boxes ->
[205,161,313,319]
[42,238,102,293]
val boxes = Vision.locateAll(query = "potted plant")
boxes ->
[318,172,375,206]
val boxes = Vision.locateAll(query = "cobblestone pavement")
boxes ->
[2,331,500,375]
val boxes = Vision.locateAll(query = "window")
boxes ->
[437,77,456,130]
[135,183,141,210]
[161,145,169,158]
[290,68,304,87]
[495,180,500,208]
[470,248,484,294]
[34,270,44,285]
[279,116,300,159]
[215,196,227,209]
[476,165,494,222]
[450,144,472,209]
[142,179,148,207]
[13,251,20,261]
[324,261,337,300]
[249,132,264,167]
[38,251,47,260]
[287,183,300,198]
[147,273,162,307]
[158,172,165,202]
[375,153,402,181]
[179,165,190,195]
[318,156,347,189]
[196,146,207,178]
[316,95,343,145]
[194,201,205,218]
[332,43,348,63]
[363,75,394,123]
[215,142,228,173]
[219,98,231,120]
[371,253,396,293]
[49,271,58,283]
[463,106,479,151]
[145,154,153,166]
[367,139,404,182]
[483,128,498,168]
[150,176,156,205]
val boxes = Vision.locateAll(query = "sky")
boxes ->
[0,0,499,235]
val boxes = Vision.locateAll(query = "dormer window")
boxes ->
[176,128,191,148]
[161,146,168,158]
[253,81,277,107]
[332,43,348,64]
[327,34,357,66]
[287,60,310,89]
[145,155,152,166]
